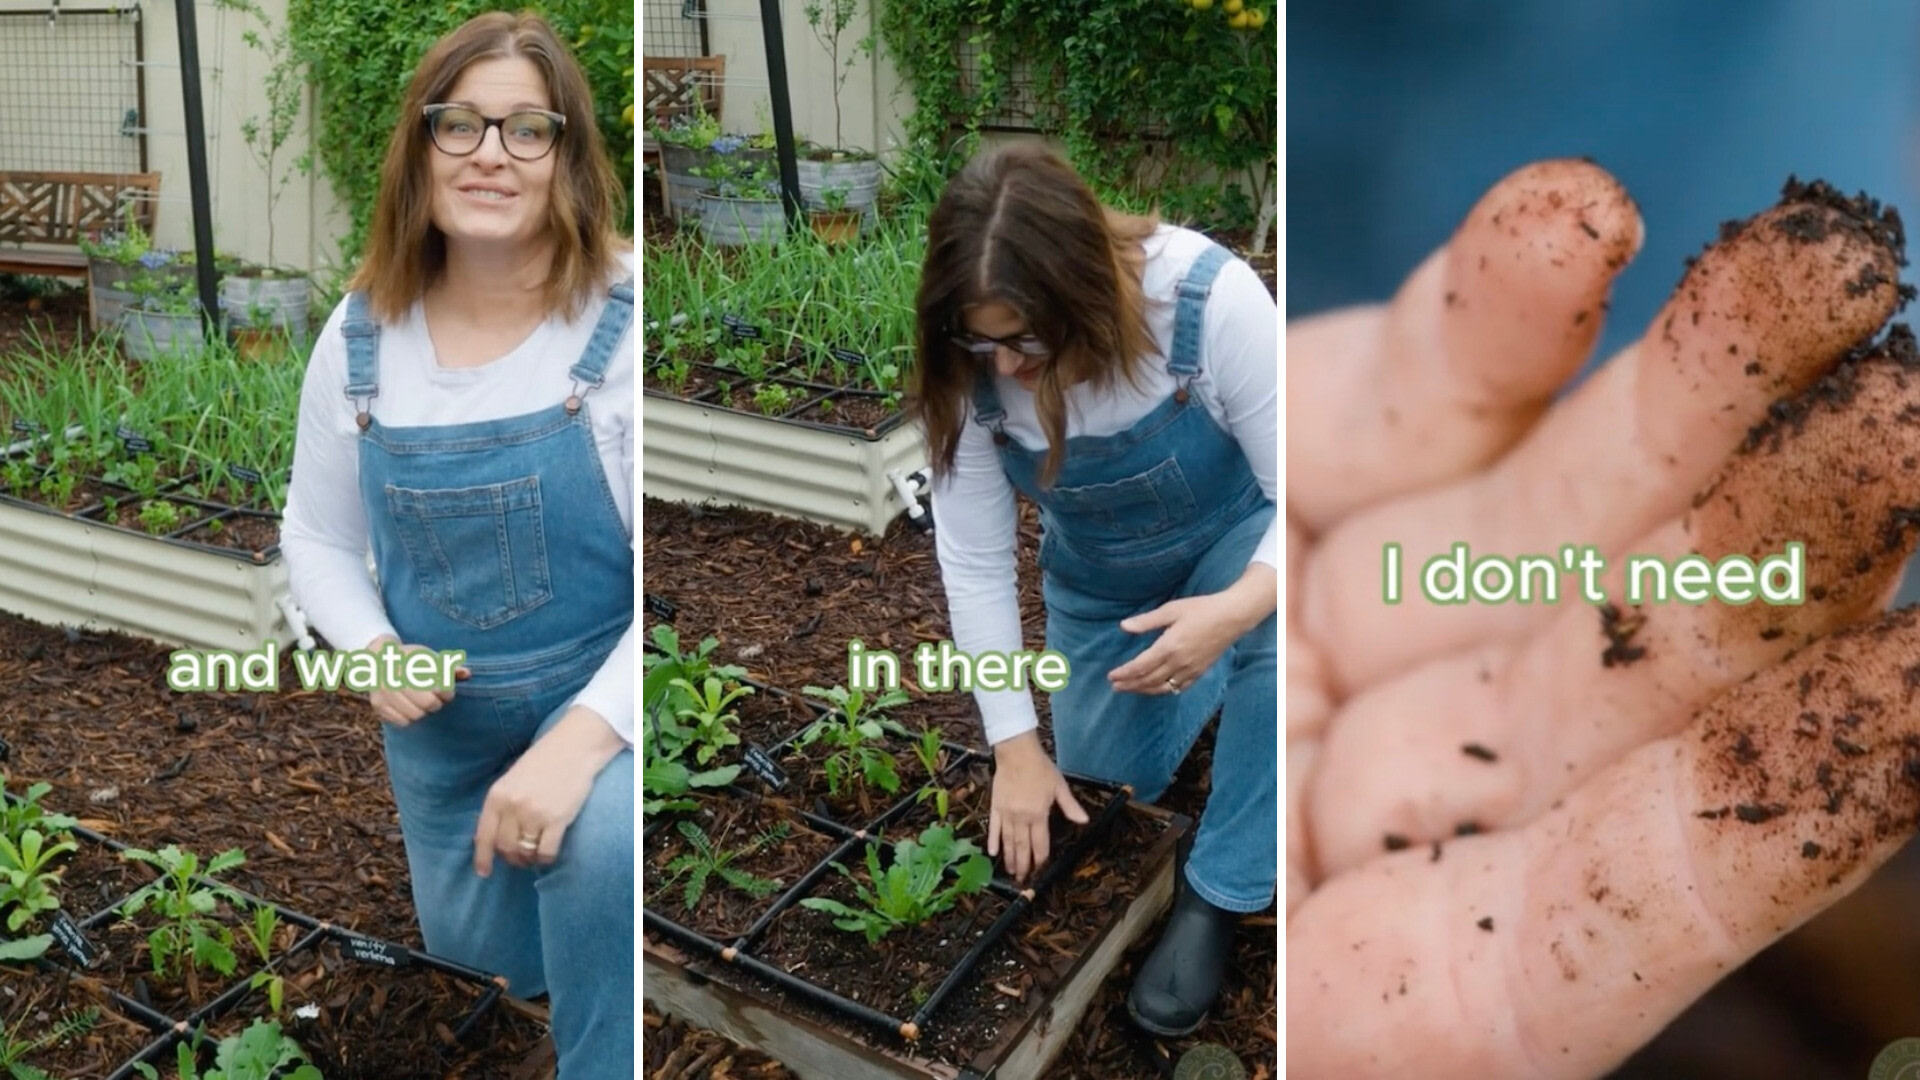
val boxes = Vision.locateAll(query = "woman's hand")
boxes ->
[1108,565,1277,695]
[473,705,626,876]
[364,634,467,726]
[988,731,1089,883]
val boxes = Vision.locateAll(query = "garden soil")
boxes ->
[0,614,553,1078]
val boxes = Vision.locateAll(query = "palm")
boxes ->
[1285,160,1920,1078]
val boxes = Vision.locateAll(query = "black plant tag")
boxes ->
[644,593,678,623]
[50,911,99,968]
[722,314,761,340]
[829,346,866,366]
[0,734,10,762]
[742,745,788,791]
[10,418,42,434]
[115,425,152,455]
[342,933,412,969]
[226,464,262,484]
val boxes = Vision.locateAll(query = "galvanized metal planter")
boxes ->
[0,493,293,651]
[642,388,925,536]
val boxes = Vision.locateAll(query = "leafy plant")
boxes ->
[211,0,307,271]
[665,675,752,766]
[910,728,951,821]
[116,846,249,992]
[241,903,286,1015]
[138,500,185,536]
[803,0,872,153]
[662,819,790,911]
[0,828,76,963]
[133,1018,323,1080]
[798,823,992,944]
[0,777,79,842]
[752,383,794,417]
[0,1008,98,1080]
[797,681,912,799]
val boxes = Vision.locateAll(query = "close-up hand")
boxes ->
[1286,159,1920,1078]
[364,634,467,726]
[987,730,1090,883]
[473,704,623,876]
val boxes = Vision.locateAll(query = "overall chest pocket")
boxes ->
[1042,457,1198,540]
[386,476,553,629]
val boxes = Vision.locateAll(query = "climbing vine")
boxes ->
[285,0,634,268]
[875,0,1273,244]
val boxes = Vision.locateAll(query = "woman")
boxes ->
[280,13,633,1078]
[915,141,1277,1036]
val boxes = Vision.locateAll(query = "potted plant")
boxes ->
[214,0,312,344]
[77,210,167,332]
[809,186,861,244]
[120,264,208,362]
[694,144,785,247]
[798,0,883,220]
[652,104,725,220]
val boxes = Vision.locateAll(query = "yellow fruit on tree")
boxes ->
[623,103,635,127]
[1247,8,1265,28]
[1224,0,1243,12]
[1190,0,1213,10]
[1228,9,1249,27]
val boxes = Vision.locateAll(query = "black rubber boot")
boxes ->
[1125,836,1242,1036]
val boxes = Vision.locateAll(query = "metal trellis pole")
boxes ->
[173,0,220,334]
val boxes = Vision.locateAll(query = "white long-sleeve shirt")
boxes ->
[281,252,636,746]
[929,225,1277,747]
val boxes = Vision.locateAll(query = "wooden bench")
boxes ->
[642,55,725,217]
[0,170,161,277]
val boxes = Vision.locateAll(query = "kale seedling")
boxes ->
[133,1017,323,1080]
[662,819,790,911]
[799,823,992,945]
[797,682,912,800]
[116,845,249,996]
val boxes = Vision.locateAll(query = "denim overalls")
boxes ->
[970,243,1278,913]
[340,279,635,1080]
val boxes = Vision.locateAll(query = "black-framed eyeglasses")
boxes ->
[423,104,566,161]
[949,331,1051,360]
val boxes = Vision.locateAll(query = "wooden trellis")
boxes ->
[644,54,727,129]
[0,170,160,276]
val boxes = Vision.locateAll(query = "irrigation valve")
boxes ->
[889,468,934,534]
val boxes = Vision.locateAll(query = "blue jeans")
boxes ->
[1044,506,1278,912]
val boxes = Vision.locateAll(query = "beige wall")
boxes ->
[0,0,347,275]
[702,0,914,157]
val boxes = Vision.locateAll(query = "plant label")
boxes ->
[742,745,788,791]
[829,347,866,366]
[342,933,412,969]
[115,425,152,455]
[722,314,762,340]
[227,464,263,484]
[0,734,10,762]
[10,418,40,434]
[50,911,99,968]
[644,593,678,623]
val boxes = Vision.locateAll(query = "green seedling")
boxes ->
[752,383,794,417]
[139,499,184,536]
[663,819,790,911]
[241,903,285,1015]
[799,823,993,945]
[133,1017,323,1080]
[0,828,78,957]
[797,682,912,799]
[0,777,79,842]
[910,729,952,821]
[0,1008,98,1080]
[642,715,740,816]
[667,675,752,765]
[116,845,248,994]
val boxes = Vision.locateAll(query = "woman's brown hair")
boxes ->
[912,141,1159,488]
[351,12,627,322]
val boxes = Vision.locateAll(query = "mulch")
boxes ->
[0,611,556,1078]
[0,285,89,357]
[640,497,1279,1080]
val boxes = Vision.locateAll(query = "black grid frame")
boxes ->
[0,6,148,174]
[646,0,710,59]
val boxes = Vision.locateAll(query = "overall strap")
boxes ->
[969,368,1011,445]
[1167,242,1233,391]
[566,275,634,415]
[341,290,381,430]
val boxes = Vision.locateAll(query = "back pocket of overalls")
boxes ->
[386,477,553,630]
[1044,458,1198,539]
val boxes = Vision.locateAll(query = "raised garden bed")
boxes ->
[0,787,548,1079]
[642,630,1189,1079]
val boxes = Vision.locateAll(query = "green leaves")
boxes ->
[799,823,993,944]
[117,845,249,982]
